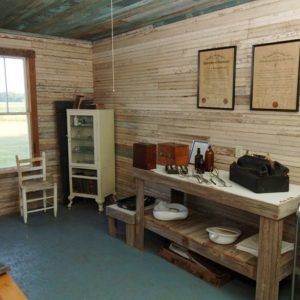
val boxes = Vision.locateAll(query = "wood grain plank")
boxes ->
[144,209,259,280]
[135,178,145,250]
[256,217,283,300]
[0,32,93,213]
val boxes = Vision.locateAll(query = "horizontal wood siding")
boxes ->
[0,32,93,215]
[92,0,300,225]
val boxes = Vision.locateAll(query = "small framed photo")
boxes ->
[197,46,236,110]
[189,140,209,164]
[250,39,300,112]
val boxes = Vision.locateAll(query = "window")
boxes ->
[0,48,39,169]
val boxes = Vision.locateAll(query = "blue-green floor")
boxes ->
[0,200,292,300]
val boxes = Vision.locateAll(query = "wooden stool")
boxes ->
[106,204,136,247]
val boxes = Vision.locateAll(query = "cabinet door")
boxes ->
[69,114,95,165]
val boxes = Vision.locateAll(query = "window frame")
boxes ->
[0,47,39,171]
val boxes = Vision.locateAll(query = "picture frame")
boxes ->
[250,39,300,112]
[197,46,236,110]
[189,140,209,164]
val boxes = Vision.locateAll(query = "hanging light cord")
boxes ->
[111,0,115,92]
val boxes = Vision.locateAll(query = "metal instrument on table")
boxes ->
[191,170,211,185]
[198,173,211,185]
[194,174,203,184]
[177,167,215,186]
[210,168,231,187]
[177,166,189,177]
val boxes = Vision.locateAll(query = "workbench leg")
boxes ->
[256,217,283,300]
[135,178,145,250]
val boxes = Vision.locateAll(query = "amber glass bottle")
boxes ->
[204,145,214,172]
[195,148,204,173]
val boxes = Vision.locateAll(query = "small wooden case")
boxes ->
[133,143,157,170]
[157,143,189,166]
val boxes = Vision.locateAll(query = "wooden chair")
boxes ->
[15,152,57,224]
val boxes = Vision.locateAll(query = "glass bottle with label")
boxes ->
[205,145,214,172]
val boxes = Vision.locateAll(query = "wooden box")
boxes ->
[159,247,232,287]
[157,143,189,166]
[230,163,289,193]
[133,143,156,170]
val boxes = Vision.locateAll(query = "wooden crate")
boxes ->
[159,247,232,287]
[133,143,157,170]
[157,143,189,166]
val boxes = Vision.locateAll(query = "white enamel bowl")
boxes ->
[153,203,188,221]
[206,226,241,245]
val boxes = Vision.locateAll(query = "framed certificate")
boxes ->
[197,46,236,110]
[251,40,300,112]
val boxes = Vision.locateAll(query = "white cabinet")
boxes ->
[67,109,115,211]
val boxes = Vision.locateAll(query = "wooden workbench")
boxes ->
[133,166,300,300]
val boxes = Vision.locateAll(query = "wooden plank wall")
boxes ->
[93,0,300,201]
[0,31,93,215]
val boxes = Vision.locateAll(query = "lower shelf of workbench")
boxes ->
[144,209,293,280]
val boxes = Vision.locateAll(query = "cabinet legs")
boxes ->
[68,194,109,213]
[67,195,74,209]
[96,194,116,212]
[98,203,104,212]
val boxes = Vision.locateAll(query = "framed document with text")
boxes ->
[251,40,300,112]
[197,46,236,110]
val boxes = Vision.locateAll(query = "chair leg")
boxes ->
[19,190,23,217]
[53,183,58,217]
[22,190,28,224]
[43,190,47,212]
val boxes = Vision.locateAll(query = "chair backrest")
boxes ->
[15,152,46,185]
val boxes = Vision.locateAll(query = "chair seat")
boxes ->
[21,180,55,192]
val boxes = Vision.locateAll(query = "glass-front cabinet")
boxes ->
[69,114,95,165]
[67,109,115,211]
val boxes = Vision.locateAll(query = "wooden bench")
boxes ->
[106,204,136,246]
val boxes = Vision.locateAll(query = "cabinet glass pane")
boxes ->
[70,115,95,165]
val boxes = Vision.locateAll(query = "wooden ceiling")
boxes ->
[0,0,253,41]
